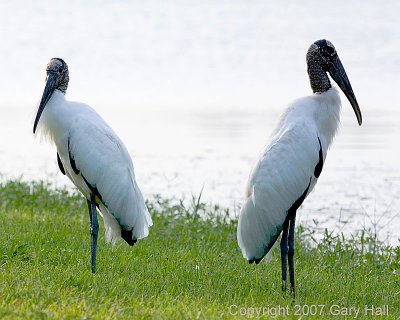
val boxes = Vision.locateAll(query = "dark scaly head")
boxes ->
[307,39,362,125]
[33,58,69,133]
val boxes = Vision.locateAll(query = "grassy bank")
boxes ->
[0,181,399,319]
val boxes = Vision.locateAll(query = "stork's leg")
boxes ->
[280,219,289,292]
[87,194,98,274]
[288,214,296,298]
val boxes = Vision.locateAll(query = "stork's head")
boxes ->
[307,39,362,126]
[33,58,69,133]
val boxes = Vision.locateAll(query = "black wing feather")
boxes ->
[68,138,80,175]
[57,153,65,175]
[314,137,324,178]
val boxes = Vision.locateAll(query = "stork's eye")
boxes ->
[321,45,336,58]
[326,46,335,55]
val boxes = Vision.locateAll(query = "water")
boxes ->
[1,1,399,245]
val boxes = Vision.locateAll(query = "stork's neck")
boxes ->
[307,61,331,94]
[314,87,341,147]
[36,90,69,142]
[47,90,67,110]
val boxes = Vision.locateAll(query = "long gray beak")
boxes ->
[33,73,57,133]
[328,55,362,126]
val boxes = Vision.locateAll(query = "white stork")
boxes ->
[33,58,153,273]
[237,40,362,296]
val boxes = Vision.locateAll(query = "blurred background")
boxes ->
[0,0,399,244]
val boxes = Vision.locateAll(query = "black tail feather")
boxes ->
[121,229,137,246]
[248,257,263,264]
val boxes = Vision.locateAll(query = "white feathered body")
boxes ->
[237,87,341,262]
[35,90,153,244]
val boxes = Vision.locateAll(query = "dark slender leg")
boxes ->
[87,194,98,273]
[288,214,296,298]
[280,219,289,292]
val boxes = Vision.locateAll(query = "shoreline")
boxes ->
[0,179,398,319]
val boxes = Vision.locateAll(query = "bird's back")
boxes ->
[68,106,152,242]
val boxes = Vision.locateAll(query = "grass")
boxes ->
[0,180,399,319]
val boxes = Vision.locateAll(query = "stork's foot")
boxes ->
[282,279,287,292]
[288,251,295,298]
[290,284,296,299]
[282,277,295,299]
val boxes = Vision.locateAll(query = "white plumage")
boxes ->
[236,40,362,296]
[33,58,152,272]
[237,87,340,261]
[36,90,152,243]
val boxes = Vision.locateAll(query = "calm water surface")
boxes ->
[0,1,399,244]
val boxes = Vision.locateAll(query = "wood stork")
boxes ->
[33,58,153,273]
[237,40,362,297]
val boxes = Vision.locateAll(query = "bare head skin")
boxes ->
[33,58,69,133]
[306,39,362,126]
